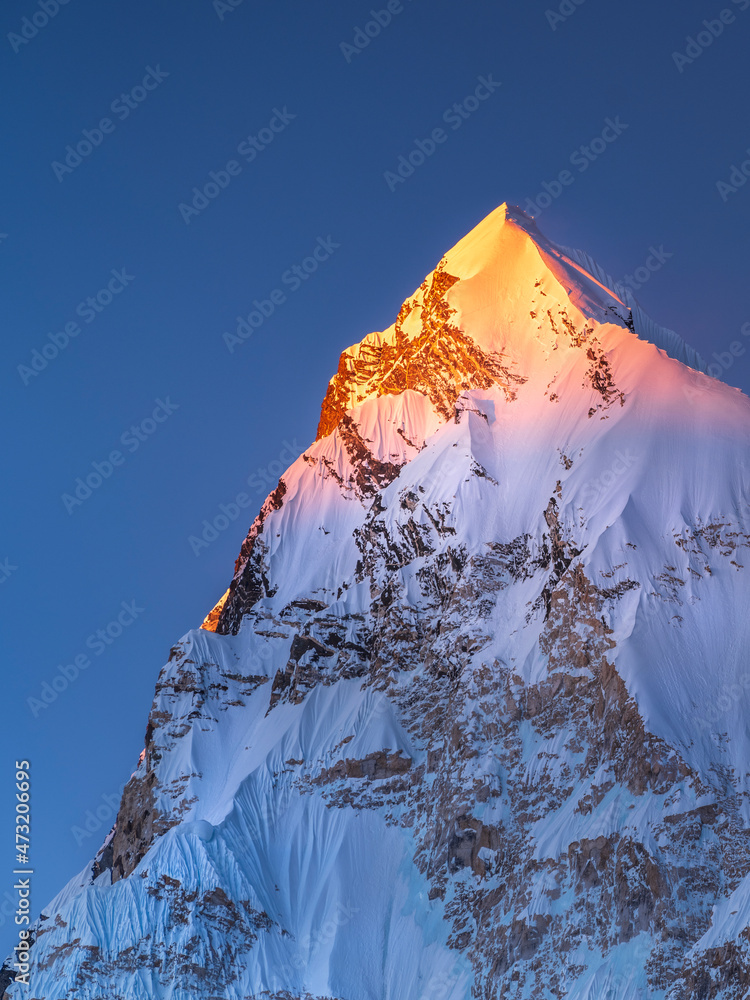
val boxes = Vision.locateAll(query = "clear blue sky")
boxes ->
[1,0,749,955]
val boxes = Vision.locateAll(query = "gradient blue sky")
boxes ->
[2,0,749,954]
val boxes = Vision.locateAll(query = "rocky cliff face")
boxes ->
[12,205,750,1000]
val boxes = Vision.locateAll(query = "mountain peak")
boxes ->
[19,205,750,1000]
[315,204,703,443]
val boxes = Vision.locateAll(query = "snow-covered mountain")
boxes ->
[12,204,750,1000]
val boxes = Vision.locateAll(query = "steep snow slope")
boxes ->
[11,204,750,1000]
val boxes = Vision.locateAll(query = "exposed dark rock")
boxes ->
[217,479,287,635]
[316,267,525,439]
